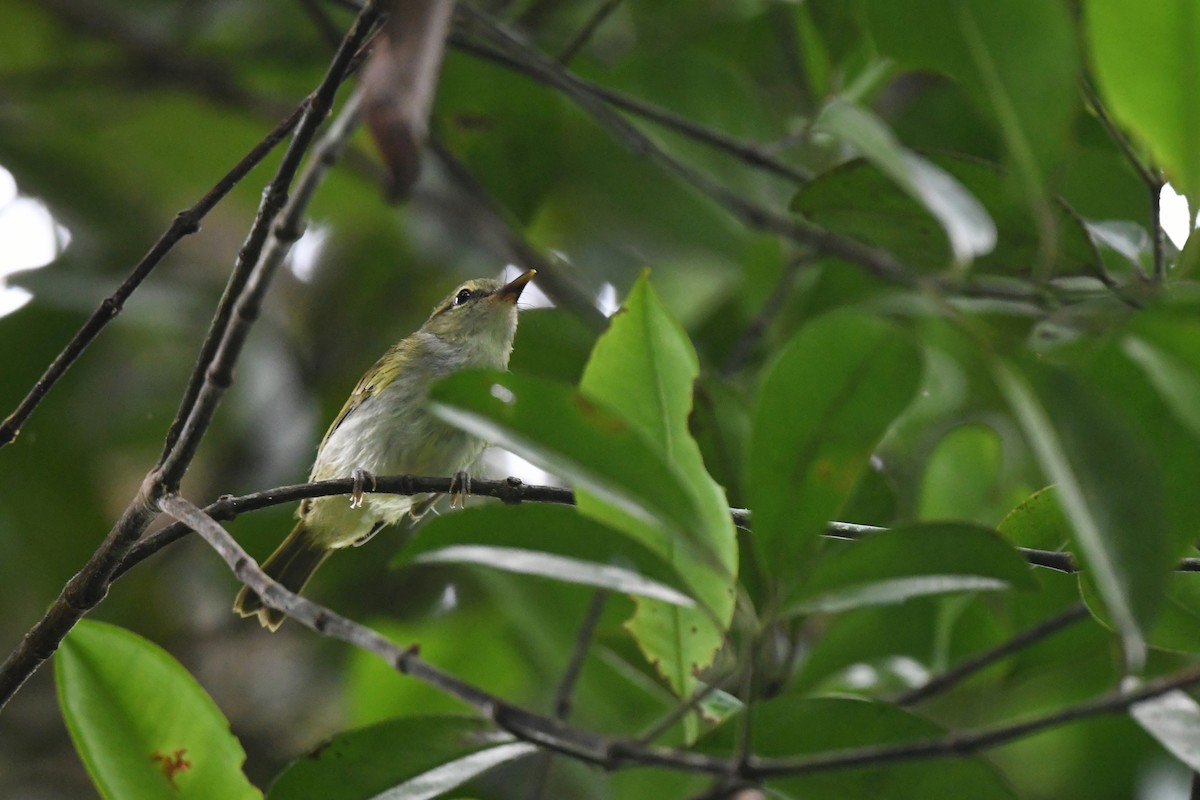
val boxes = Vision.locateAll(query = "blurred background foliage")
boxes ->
[1,0,1199,798]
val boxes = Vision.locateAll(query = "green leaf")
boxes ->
[508,307,598,385]
[396,504,698,608]
[788,523,1035,616]
[865,0,1078,201]
[748,312,922,598]
[813,99,996,266]
[55,620,259,800]
[1086,0,1200,201]
[343,617,535,725]
[576,275,738,699]
[1121,317,1200,441]
[995,360,1170,670]
[1082,572,1200,655]
[427,369,718,568]
[793,155,1098,277]
[697,696,1016,799]
[267,716,534,800]
[997,486,1072,552]
[919,423,1015,524]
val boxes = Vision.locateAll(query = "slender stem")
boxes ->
[454,7,906,283]
[556,0,623,65]
[894,603,1090,706]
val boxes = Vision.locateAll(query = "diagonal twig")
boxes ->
[894,603,1091,706]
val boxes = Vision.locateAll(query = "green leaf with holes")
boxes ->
[577,274,738,699]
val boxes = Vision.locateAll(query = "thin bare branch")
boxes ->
[157,11,378,485]
[429,138,607,330]
[449,36,812,186]
[720,255,810,376]
[556,0,623,65]
[895,603,1091,706]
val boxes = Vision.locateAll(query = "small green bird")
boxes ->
[234,269,535,630]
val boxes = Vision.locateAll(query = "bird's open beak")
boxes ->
[495,269,536,304]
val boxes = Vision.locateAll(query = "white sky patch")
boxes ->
[288,222,330,283]
[498,263,553,310]
[1160,183,1195,249]
[595,281,620,317]
[0,165,70,319]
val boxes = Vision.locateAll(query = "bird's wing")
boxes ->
[317,338,413,451]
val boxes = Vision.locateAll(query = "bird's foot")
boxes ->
[350,468,376,508]
[449,470,471,509]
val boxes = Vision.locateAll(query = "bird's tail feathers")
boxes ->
[232,521,329,632]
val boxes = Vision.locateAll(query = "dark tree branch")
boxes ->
[0,3,379,714]
[156,11,378,484]
[894,603,1091,706]
[449,34,812,186]
[158,493,1200,782]
[556,0,623,65]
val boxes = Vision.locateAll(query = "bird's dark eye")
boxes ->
[454,288,473,305]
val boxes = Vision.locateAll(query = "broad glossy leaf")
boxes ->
[919,423,1013,524]
[1122,317,1200,441]
[814,99,995,265]
[697,696,1016,799]
[995,360,1169,670]
[748,312,922,596]
[1082,573,1200,655]
[865,0,1078,202]
[578,275,738,697]
[794,156,1098,276]
[267,716,533,800]
[396,504,698,608]
[1086,0,1200,201]
[427,369,717,567]
[788,523,1035,616]
[998,486,1071,552]
[343,617,535,725]
[56,621,259,800]
[508,308,598,384]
